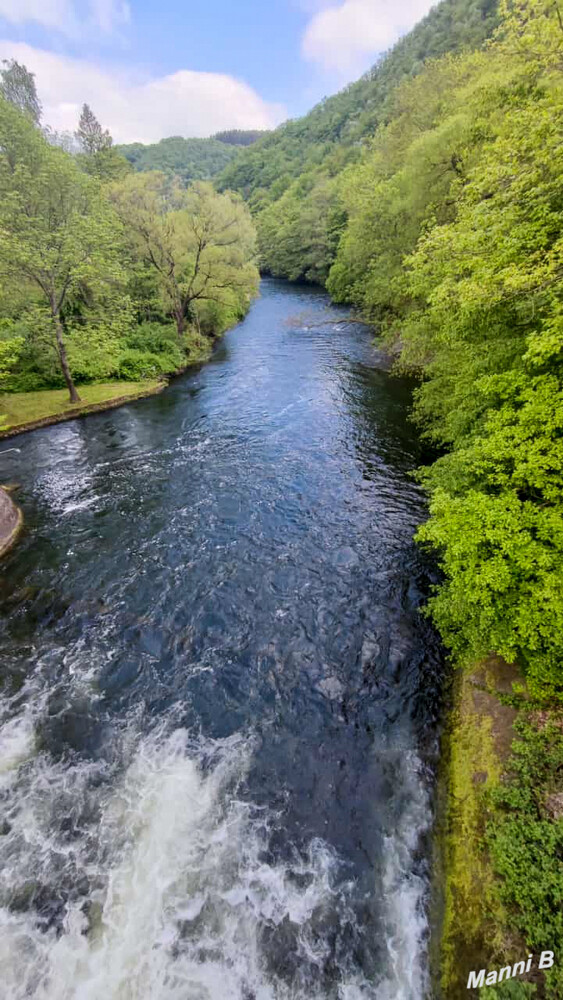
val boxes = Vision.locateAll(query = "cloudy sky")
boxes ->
[0,0,436,143]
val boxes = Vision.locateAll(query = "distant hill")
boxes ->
[116,136,240,185]
[212,129,270,146]
[217,0,499,207]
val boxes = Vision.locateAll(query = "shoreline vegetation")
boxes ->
[0,325,222,439]
[0,84,260,414]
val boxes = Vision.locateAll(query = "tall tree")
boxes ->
[110,175,258,341]
[0,98,125,403]
[0,59,41,124]
[76,103,113,155]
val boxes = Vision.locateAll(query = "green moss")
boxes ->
[440,669,509,996]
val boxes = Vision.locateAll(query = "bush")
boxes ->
[124,321,181,356]
[115,348,181,381]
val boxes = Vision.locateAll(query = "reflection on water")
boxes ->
[0,279,441,999]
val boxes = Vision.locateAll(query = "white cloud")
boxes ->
[0,42,286,143]
[302,0,435,77]
[0,0,129,37]
[89,0,130,32]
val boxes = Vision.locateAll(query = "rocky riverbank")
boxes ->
[0,486,23,557]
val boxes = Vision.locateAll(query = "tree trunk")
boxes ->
[194,308,202,340]
[175,308,186,344]
[52,310,81,404]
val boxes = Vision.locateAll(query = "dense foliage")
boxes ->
[117,136,240,185]
[0,59,42,124]
[110,174,258,342]
[0,98,259,402]
[393,0,562,702]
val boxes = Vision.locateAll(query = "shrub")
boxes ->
[115,348,180,381]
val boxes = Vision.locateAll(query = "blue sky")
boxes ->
[0,0,435,143]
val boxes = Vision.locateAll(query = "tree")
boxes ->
[0,60,42,124]
[110,175,258,342]
[76,103,113,155]
[79,146,132,182]
[0,97,125,403]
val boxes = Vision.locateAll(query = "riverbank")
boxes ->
[0,380,164,439]
[0,323,229,439]
[0,486,23,557]
[436,659,563,998]
[435,658,519,997]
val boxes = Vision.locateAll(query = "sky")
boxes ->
[0,0,436,144]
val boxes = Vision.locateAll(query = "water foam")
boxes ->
[0,721,431,1000]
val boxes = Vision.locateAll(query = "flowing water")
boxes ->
[0,280,442,1000]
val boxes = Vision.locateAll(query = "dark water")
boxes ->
[0,280,441,1000]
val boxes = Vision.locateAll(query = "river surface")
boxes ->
[0,280,441,1000]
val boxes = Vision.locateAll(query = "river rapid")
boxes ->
[0,280,442,1000]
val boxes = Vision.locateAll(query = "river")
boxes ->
[0,279,442,1000]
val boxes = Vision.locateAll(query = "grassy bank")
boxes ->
[436,661,563,998]
[0,380,163,437]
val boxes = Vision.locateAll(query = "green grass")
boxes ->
[0,380,161,431]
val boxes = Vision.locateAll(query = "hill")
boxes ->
[219,0,498,207]
[217,0,499,283]
[116,135,241,185]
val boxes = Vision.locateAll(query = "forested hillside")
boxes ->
[218,0,498,283]
[117,136,241,185]
[212,129,269,146]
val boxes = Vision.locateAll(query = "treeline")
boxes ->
[116,132,268,187]
[229,0,499,285]
[212,129,269,146]
[0,67,259,403]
